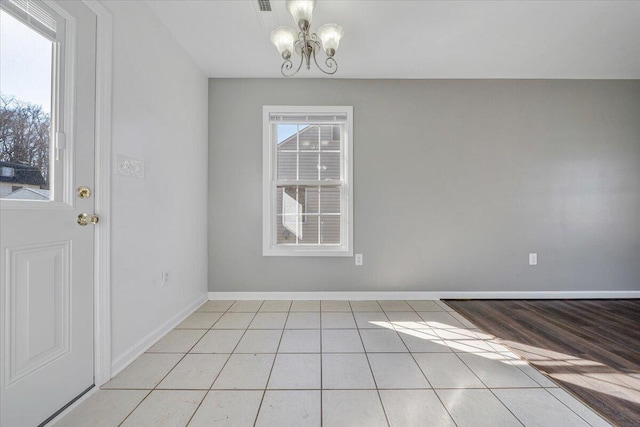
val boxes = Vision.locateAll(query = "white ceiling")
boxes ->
[145,0,640,79]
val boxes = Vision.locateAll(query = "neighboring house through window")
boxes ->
[263,106,353,256]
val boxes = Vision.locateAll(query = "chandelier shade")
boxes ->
[270,26,297,59]
[286,0,315,30]
[317,24,343,57]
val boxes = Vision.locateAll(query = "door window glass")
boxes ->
[0,8,54,200]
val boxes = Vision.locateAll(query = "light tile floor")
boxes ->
[53,300,612,427]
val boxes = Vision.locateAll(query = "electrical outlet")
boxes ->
[161,270,170,287]
[529,253,537,266]
[355,254,363,266]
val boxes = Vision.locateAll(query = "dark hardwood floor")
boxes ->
[444,299,640,427]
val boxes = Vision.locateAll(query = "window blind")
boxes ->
[2,0,57,40]
[269,113,348,123]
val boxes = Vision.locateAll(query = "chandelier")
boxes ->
[270,0,344,77]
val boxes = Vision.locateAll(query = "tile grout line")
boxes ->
[409,303,487,386]
[443,300,606,427]
[111,390,152,427]
[459,320,607,425]
[404,300,461,427]
[158,301,237,426]
[320,302,324,427]
[410,309,561,391]
[442,305,564,389]
[543,388,610,427]
[167,346,481,356]
[351,300,391,427]
[115,300,237,427]
[433,304,526,427]
[186,301,262,426]
[252,300,291,427]
[382,301,453,426]
[466,331,602,425]
[214,301,267,426]
[83,299,604,427]
[411,303,506,426]
[170,302,237,388]
[396,302,435,390]
[96,386,581,391]
[185,301,268,425]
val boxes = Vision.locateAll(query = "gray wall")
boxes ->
[208,79,640,293]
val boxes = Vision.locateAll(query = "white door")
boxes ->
[0,1,97,425]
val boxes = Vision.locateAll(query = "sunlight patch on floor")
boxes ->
[370,320,520,364]
[497,340,640,405]
[371,318,640,405]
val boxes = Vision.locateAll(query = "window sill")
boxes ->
[263,246,352,257]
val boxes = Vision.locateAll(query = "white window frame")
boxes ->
[263,105,353,257]
[0,0,76,210]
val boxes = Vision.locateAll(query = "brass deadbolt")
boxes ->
[77,186,92,199]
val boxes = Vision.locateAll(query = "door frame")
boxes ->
[81,0,112,387]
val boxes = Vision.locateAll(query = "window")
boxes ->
[263,106,353,256]
[1,167,15,177]
[0,0,66,202]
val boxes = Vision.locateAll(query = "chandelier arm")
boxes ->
[311,48,338,75]
[281,53,304,77]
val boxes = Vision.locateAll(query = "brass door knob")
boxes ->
[77,213,99,226]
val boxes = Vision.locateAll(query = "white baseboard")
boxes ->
[208,290,640,301]
[110,294,207,377]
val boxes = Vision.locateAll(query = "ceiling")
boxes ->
[145,0,640,79]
